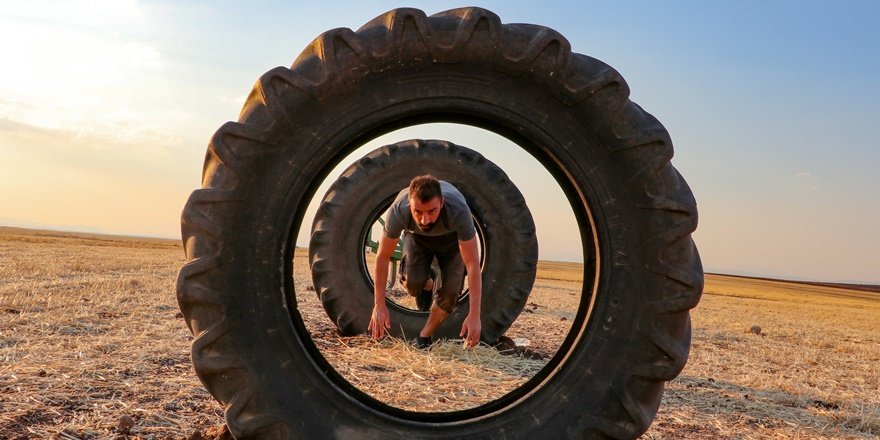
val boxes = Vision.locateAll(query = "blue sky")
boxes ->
[1,1,878,283]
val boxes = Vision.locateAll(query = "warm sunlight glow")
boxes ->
[4,1,143,26]
[0,1,878,282]
[0,1,161,138]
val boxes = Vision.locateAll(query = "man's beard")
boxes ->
[417,222,435,232]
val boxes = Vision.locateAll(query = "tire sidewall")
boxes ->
[231,65,639,436]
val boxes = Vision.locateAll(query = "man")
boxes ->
[368,174,482,348]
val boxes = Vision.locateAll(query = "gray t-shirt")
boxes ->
[383,180,476,241]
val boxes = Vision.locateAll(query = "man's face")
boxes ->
[410,196,443,232]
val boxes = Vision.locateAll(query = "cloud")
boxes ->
[0,3,165,132]
[793,171,820,191]
[2,1,144,27]
[0,116,188,177]
[0,116,54,135]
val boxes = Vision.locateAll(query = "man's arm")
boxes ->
[368,233,399,339]
[458,236,482,347]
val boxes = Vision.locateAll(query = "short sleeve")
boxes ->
[382,190,408,239]
[453,209,476,241]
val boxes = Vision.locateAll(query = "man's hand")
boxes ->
[370,233,398,339]
[460,313,481,348]
[368,304,391,339]
[458,237,482,348]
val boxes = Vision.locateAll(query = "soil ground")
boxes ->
[0,227,877,438]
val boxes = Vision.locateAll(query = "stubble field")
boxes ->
[1,227,878,439]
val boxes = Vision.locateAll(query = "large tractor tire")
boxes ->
[309,139,538,342]
[176,6,702,439]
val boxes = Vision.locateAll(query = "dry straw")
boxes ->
[1,227,878,438]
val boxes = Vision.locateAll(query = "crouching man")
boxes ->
[368,174,482,348]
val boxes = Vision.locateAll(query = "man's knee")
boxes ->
[434,266,465,313]
[434,291,457,314]
[403,272,429,296]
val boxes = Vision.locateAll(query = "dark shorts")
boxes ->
[398,231,465,313]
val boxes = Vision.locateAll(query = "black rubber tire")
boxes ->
[309,139,538,342]
[176,6,702,439]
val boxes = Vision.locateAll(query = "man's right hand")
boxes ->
[368,304,391,339]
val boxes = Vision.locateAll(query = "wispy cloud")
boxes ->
[2,1,144,27]
[0,2,165,133]
[793,171,820,190]
[0,116,184,168]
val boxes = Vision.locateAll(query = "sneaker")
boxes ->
[413,336,432,350]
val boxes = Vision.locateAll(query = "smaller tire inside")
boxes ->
[309,139,539,343]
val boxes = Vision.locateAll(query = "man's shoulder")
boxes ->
[439,181,475,240]
[389,187,410,211]
[439,181,469,212]
[383,187,411,235]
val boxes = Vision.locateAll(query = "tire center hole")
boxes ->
[295,124,586,414]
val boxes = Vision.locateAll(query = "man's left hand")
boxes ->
[460,313,481,348]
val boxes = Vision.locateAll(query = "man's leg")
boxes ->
[418,234,466,340]
[400,233,434,312]
[433,236,467,315]
[414,266,437,311]
[419,302,449,338]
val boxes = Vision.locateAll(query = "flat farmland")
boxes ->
[1,227,877,438]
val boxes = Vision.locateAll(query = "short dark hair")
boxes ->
[408,174,442,203]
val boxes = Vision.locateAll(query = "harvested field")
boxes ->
[647,275,880,439]
[300,252,577,412]
[1,227,878,438]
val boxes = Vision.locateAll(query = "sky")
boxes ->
[1,1,878,283]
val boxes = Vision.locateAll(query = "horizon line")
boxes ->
[2,222,878,287]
